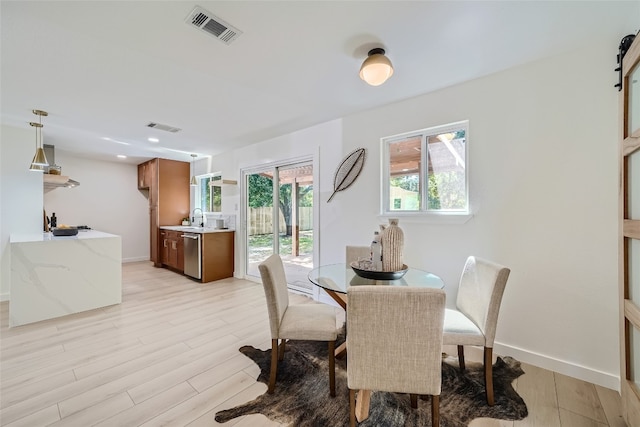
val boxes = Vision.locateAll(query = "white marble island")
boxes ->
[10,230,122,327]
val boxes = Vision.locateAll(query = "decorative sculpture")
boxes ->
[327,147,366,202]
[381,218,404,272]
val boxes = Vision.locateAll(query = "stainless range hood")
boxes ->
[42,144,80,191]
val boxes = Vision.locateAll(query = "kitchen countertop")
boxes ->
[10,230,119,243]
[160,226,234,234]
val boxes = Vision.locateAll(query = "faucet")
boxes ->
[191,208,204,227]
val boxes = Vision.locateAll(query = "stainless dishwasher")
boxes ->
[182,233,201,279]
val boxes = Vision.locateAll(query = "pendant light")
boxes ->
[190,154,197,186]
[29,109,49,171]
[359,48,394,86]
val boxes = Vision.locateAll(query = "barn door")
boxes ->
[619,32,640,426]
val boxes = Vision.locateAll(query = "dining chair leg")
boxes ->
[484,346,494,406]
[431,394,440,427]
[410,394,418,408]
[278,339,286,361]
[328,341,336,397]
[268,339,278,394]
[457,345,466,371]
[349,389,357,427]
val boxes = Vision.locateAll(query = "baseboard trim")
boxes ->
[122,256,150,263]
[444,342,619,392]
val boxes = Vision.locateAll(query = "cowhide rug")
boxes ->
[215,333,528,427]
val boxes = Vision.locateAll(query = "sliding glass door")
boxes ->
[245,159,314,294]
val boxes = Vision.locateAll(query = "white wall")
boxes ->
[199,38,621,390]
[0,125,44,300]
[339,39,620,389]
[43,151,149,262]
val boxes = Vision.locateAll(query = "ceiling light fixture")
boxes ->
[29,109,49,171]
[190,154,198,186]
[148,137,159,143]
[359,48,394,86]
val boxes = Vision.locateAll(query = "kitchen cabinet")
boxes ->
[202,231,234,282]
[159,227,235,283]
[160,229,184,272]
[137,160,154,190]
[138,158,189,267]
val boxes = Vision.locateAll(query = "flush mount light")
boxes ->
[190,154,198,186]
[359,48,394,86]
[148,137,159,143]
[29,109,49,171]
[117,155,127,159]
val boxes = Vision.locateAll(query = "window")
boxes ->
[381,121,468,216]
[195,173,222,212]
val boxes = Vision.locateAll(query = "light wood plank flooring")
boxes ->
[0,261,626,426]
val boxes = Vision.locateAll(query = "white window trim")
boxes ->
[380,120,473,224]
[195,172,222,213]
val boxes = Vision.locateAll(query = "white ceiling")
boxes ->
[1,1,638,165]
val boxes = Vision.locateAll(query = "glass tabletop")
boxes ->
[308,263,445,294]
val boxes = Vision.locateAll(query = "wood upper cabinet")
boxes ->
[138,158,190,267]
[137,160,155,190]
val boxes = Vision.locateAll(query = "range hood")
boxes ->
[42,144,80,191]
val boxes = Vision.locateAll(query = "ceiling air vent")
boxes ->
[185,6,242,45]
[146,122,182,133]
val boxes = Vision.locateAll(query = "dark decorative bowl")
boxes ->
[350,262,408,280]
[53,227,78,236]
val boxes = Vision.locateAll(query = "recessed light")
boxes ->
[117,155,127,159]
[148,137,159,143]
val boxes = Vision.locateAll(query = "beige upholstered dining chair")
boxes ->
[258,254,338,397]
[346,245,370,264]
[347,286,446,427]
[443,256,511,406]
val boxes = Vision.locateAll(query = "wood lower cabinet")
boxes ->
[160,230,184,272]
[159,228,234,282]
[202,232,235,282]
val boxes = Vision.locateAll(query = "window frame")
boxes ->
[380,120,471,223]
[195,172,223,213]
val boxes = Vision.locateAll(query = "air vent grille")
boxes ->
[147,122,182,133]
[185,6,242,45]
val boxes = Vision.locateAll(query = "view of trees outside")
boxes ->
[199,176,221,212]
[247,172,314,262]
[389,129,466,211]
[247,173,313,236]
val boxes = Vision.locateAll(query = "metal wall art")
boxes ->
[327,147,366,202]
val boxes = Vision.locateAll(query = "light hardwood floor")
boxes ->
[0,261,627,426]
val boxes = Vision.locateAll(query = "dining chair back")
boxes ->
[258,254,338,396]
[347,286,446,426]
[443,256,510,406]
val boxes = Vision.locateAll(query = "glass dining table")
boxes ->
[308,263,445,358]
[308,262,445,310]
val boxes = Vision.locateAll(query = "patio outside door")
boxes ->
[245,160,314,294]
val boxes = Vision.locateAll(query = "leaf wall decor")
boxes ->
[327,147,366,202]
